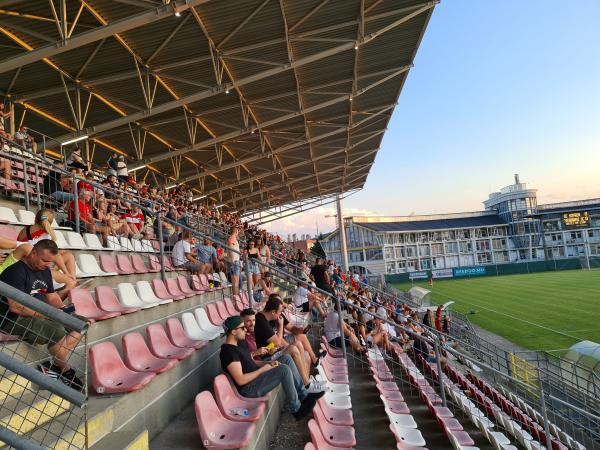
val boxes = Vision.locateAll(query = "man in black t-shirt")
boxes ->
[254,296,324,392]
[219,316,322,420]
[0,240,83,391]
[310,257,332,294]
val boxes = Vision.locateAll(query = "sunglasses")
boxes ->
[235,325,247,331]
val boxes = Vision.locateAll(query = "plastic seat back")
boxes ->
[191,275,205,292]
[148,255,162,272]
[163,257,174,271]
[177,276,195,295]
[146,323,192,360]
[0,224,18,241]
[205,303,225,326]
[194,307,222,333]
[116,255,135,274]
[198,274,210,289]
[83,233,104,250]
[106,235,122,251]
[131,239,143,252]
[54,230,70,249]
[119,236,134,251]
[141,240,154,252]
[135,280,166,304]
[181,312,208,340]
[69,288,117,320]
[96,285,139,314]
[131,254,149,273]
[66,231,87,249]
[0,207,19,224]
[99,254,119,273]
[216,301,230,321]
[166,318,204,348]
[165,278,185,297]
[78,254,105,275]
[122,332,177,373]
[151,279,174,300]
[17,210,35,225]
[116,283,147,309]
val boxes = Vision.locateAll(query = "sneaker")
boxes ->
[37,361,61,380]
[306,377,326,393]
[292,394,318,420]
[59,368,85,392]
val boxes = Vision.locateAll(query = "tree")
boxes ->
[311,239,326,258]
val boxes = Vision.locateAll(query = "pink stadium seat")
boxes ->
[122,332,178,374]
[437,416,463,431]
[176,276,196,297]
[152,279,181,301]
[190,275,206,292]
[163,257,174,272]
[214,374,270,403]
[166,318,206,350]
[313,404,356,447]
[151,240,160,252]
[304,444,316,450]
[166,278,193,299]
[89,342,156,394]
[213,374,266,422]
[0,332,18,342]
[99,255,120,274]
[0,224,18,240]
[198,274,211,290]
[68,288,120,321]
[380,390,404,402]
[447,430,475,447]
[148,255,162,272]
[307,419,355,450]
[95,286,140,315]
[116,255,136,275]
[195,391,255,450]
[316,399,354,427]
[205,302,226,326]
[216,301,230,321]
[130,254,150,274]
[322,359,348,375]
[233,294,245,310]
[223,298,239,316]
[147,323,193,360]
[384,399,411,415]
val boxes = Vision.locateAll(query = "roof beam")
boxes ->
[0,0,211,75]
[53,2,432,142]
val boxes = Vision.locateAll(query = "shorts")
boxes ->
[0,253,18,275]
[297,302,310,313]
[2,316,68,346]
[284,333,296,345]
[228,261,241,277]
[178,261,202,272]
[247,260,260,275]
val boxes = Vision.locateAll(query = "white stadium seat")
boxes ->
[119,237,134,251]
[135,281,171,306]
[0,207,21,224]
[181,312,219,341]
[141,240,155,253]
[83,233,105,250]
[65,231,87,249]
[53,230,71,249]
[106,235,124,251]
[116,283,155,310]
[78,254,116,276]
[132,239,144,252]
[17,210,35,225]
[194,307,223,337]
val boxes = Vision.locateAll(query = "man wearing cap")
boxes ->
[220,315,323,420]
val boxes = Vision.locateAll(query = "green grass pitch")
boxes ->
[392,269,600,352]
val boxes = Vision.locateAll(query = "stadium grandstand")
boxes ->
[321,175,600,277]
[0,2,596,450]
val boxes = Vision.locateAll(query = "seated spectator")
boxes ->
[324,298,366,353]
[16,209,76,298]
[0,239,83,390]
[65,190,109,245]
[66,147,87,171]
[122,203,145,239]
[76,171,94,193]
[14,126,37,153]
[196,237,217,274]
[254,296,322,391]
[104,203,128,236]
[171,231,202,274]
[0,154,12,189]
[220,315,322,420]
[254,271,273,303]
[43,162,74,203]
[292,280,326,317]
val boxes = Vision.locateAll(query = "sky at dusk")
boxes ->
[264,0,600,238]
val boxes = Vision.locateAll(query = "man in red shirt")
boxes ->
[66,190,108,244]
[121,204,145,239]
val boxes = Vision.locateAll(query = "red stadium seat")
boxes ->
[116,255,136,275]
[89,342,156,394]
[130,254,150,274]
[176,276,196,297]
[95,286,140,315]
[99,255,120,274]
[68,288,120,321]
[313,404,356,447]
[166,278,193,298]
[194,391,255,450]
[122,332,178,374]
[307,419,355,450]
[146,324,193,360]
[205,302,226,326]
[213,374,265,423]
[166,318,206,350]
[151,279,181,301]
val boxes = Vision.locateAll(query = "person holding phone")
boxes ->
[219,315,323,421]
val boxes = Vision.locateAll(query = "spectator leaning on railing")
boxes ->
[0,239,83,391]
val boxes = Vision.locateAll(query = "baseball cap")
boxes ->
[223,316,243,333]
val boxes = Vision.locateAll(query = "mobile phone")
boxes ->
[62,304,76,315]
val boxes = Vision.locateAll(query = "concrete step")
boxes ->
[91,430,149,450]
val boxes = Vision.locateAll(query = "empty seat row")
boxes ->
[0,207,66,228]
[305,340,356,450]
[366,348,426,448]
[90,318,208,394]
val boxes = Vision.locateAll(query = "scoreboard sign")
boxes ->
[562,211,590,229]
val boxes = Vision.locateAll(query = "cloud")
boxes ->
[261,205,378,238]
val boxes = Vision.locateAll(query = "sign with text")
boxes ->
[562,211,590,229]
[453,266,486,277]
[409,271,429,280]
[432,269,454,279]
